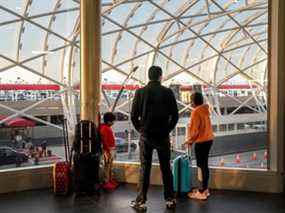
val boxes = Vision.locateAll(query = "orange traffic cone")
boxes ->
[264,150,268,160]
[235,154,241,163]
[251,152,257,161]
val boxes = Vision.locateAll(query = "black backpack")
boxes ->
[73,120,102,155]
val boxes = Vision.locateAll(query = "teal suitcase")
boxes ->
[173,150,192,196]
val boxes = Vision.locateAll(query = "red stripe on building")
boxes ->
[0,84,256,91]
[0,84,60,91]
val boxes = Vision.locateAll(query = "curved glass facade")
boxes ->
[0,0,268,170]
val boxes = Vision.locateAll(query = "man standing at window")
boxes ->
[130,66,179,211]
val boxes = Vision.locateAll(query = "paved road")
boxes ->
[39,146,270,170]
[0,145,267,170]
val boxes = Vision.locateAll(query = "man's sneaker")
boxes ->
[130,200,147,211]
[187,190,207,200]
[165,198,176,209]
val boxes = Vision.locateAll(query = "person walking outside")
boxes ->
[183,92,214,200]
[130,66,179,211]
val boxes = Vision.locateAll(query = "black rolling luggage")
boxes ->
[73,120,101,195]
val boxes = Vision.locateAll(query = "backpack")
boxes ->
[73,120,102,155]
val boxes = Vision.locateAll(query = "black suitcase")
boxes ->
[73,120,101,195]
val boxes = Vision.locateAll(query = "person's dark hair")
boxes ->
[148,66,162,81]
[191,92,204,106]
[103,112,116,124]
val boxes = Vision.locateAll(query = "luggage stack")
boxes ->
[73,120,102,196]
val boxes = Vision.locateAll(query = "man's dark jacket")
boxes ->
[131,81,179,139]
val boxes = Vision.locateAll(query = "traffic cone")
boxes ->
[251,152,257,161]
[264,150,268,160]
[219,158,225,166]
[235,154,241,163]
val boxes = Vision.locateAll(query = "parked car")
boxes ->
[115,138,137,153]
[0,146,29,166]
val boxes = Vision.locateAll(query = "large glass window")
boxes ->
[101,0,268,169]
[0,0,268,170]
[0,0,79,170]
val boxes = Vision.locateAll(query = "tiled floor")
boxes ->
[0,184,284,213]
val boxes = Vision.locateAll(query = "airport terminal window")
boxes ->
[237,123,245,130]
[220,124,227,132]
[106,0,269,169]
[0,0,268,170]
[228,124,235,131]
[51,115,64,125]
[0,0,77,170]
[34,116,48,126]
[177,127,186,136]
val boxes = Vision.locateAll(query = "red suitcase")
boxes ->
[53,119,72,195]
[53,161,71,195]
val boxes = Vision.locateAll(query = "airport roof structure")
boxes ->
[0,0,268,129]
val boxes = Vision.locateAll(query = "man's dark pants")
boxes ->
[136,135,174,202]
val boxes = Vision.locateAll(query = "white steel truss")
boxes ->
[0,0,268,131]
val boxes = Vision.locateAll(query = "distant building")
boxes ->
[169,84,181,100]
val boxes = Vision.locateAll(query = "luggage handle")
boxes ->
[80,122,83,153]
[65,119,73,167]
[63,119,71,164]
[65,120,70,162]
[89,122,92,153]
[177,158,181,196]
[185,146,192,160]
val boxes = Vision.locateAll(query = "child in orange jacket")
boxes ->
[184,92,214,200]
